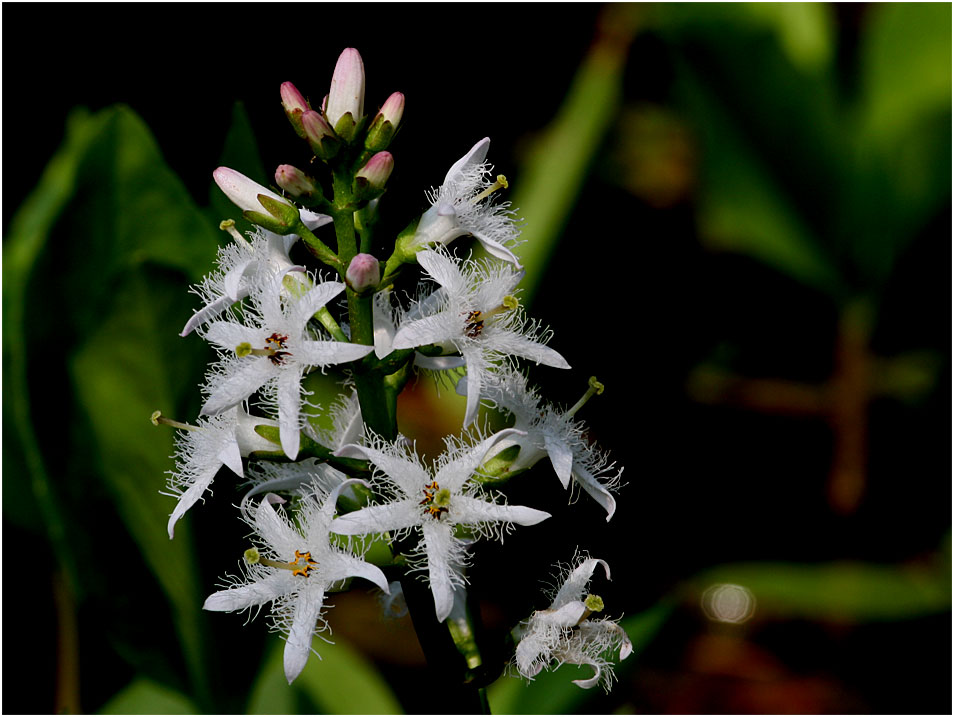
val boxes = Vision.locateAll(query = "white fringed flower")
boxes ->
[162,404,278,538]
[391,249,569,426]
[410,138,523,266]
[203,482,389,684]
[514,555,632,691]
[180,227,306,337]
[199,272,374,460]
[468,368,622,520]
[330,429,551,622]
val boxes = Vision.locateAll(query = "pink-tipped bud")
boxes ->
[326,48,365,138]
[346,253,381,293]
[280,82,309,138]
[365,92,405,152]
[275,165,317,198]
[353,152,393,201]
[301,110,339,159]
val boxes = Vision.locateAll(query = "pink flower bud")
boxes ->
[365,92,405,152]
[356,152,394,191]
[280,82,309,114]
[326,48,365,127]
[275,165,316,198]
[346,253,381,293]
[377,92,405,128]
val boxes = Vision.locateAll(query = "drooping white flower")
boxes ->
[203,481,389,684]
[199,271,374,460]
[514,555,632,691]
[391,249,569,426]
[465,368,622,520]
[372,288,465,372]
[161,404,279,538]
[331,428,551,622]
[180,227,306,337]
[409,138,523,266]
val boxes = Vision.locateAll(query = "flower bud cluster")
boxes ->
[156,47,629,693]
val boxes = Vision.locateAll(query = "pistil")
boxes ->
[470,174,509,204]
[244,547,318,577]
[566,376,604,418]
[150,410,199,432]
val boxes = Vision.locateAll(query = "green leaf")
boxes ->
[247,634,403,714]
[689,560,951,622]
[487,600,675,715]
[98,677,198,715]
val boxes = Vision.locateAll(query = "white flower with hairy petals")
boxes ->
[391,249,569,426]
[514,556,632,691]
[181,228,306,337]
[466,369,622,520]
[203,481,389,684]
[163,404,279,538]
[331,428,551,622]
[199,272,373,460]
[411,138,523,266]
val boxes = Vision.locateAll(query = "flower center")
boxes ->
[244,547,317,577]
[419,480,451,520]
[235,333,292,365]
[462,295,519,338]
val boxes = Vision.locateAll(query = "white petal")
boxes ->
[217,436,244,477]
[372,292,396,360]
[470,229,523,268]
[436,427,527,492]
[323,552,390,593]
[277,369,303,460]
[417,249,466,293]
[203,322,264,352]
[330,500,420,535]
[284,587,325,684]
[223,258,254,301]
[166,463,219,539]
[572,465,617,521]
[295,339,374,367]
[452,495,550,527]
[202,360,277,415]
[202,572,291,612]
[336,443,430,497]
[180,295,236,337]
[491,330,571,369]
[544,435,573,489]
[536,601,587,629]
[291,281,346,326]
[422,520,459,622]
[443,138,490,187]
[392,314,458,351]
[552,558,611,609]
[570,660,602,690]
[254,493,302,551]
[414,354,466,371]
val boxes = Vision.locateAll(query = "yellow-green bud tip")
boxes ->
[588,377,604,395]
[244,547,261,565]
[235,342,253,358]
[150,410,162,426]
[584,593,604,612]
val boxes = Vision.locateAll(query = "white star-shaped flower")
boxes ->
[391,249,569,426]
[466,368,622,520]
[514,555,632,691]
[161,404,279,538]
[199,272,374,460]
[409,138,523,267]
[203,481,389,684]
[180,227,306,337]
[330,428,551,622]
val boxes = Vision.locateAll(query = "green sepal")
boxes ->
[364,119,395,153]
[257,193,301,226]
[474,444,525,486]
[333,112,358,143]
[243,209,294,235]
[351,176,385,204]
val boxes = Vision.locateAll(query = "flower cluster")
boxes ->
[154,47,630,691]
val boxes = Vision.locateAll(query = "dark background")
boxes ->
[4,3,951,714]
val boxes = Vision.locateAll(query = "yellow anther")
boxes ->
[219,219,249,244]
[150,410,198,432]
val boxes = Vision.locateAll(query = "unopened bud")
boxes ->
[353,152,393,201]
[345,253,381,293]
[280,81,309,138]
[326,48,365,139]
[365,92,405,151]
[302,110,339,160]
[275,164,317,198]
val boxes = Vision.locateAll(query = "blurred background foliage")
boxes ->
[3,3,950,714]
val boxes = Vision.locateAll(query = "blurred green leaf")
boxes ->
[99,677,198,715]
[859,2,952,146]
[690,560,950,622]
[506,8,636,301]
[2,108,113,584]
[487,599,675,715]
[247,634,403,714]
